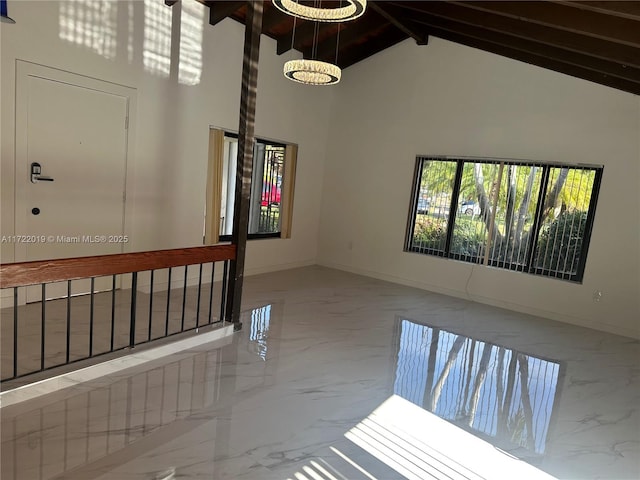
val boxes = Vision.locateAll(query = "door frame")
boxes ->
[14,60,137,266]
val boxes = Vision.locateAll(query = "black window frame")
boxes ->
[405,156,603,283]
[219,134,286,242]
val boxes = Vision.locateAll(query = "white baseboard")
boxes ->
[318,260,640,340]
[244,259,316,277]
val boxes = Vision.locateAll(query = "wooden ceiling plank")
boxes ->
[308,13,400,61]
[262,3,287,31]
[423,25,640,95]
[330,27,408,69]
[403,9,640,83]
[452,0,640,48]
[553,1,640,21]
[208,0,245,26]
[277,20,335,55]
[370,1,429,45]
[389,1,640,68]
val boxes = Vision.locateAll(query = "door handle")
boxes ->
[30,162,54,183]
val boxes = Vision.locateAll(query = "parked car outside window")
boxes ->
[261,182,281,207]
[417,197,430,214]
[460,200,481,215]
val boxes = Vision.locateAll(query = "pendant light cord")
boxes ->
[334,1,343,64]
[290,9,297,51]
[335,22,341,64]
[311,0,321,60]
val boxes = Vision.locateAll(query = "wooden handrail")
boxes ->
[0,245,236,289]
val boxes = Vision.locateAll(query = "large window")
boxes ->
[405,157,602,282]
[205,129,297,243]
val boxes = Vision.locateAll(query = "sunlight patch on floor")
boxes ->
[345,395,557,480]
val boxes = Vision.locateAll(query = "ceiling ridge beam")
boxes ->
[388,1,640,69]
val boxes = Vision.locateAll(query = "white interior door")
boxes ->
[15,63,133,301]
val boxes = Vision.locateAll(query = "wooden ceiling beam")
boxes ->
[369,1,428,45]
[389,1,640,68]
[420,24,640,95]
[401,9,640,84]
[452,1,640,48]
[552,1,640,21]
[208,0,245,27]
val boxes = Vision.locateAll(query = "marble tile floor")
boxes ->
[1,266,639,480]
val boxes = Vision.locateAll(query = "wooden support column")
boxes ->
[225,1,263,331]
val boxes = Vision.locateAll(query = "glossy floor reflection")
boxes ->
[393,319,562,459]
[1,266,639,479]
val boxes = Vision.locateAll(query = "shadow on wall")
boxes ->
[58,0,203,85]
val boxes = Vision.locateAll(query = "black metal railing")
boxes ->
[0,245,236,383]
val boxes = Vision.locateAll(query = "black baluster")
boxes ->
[66,281,71,364]
[129,272,138,347]
[208,262,215,325]
[181,265,187,332]
[220,261,229,323]
[89,277,95,356]
[148,270,155,342]
[41,283,46,371]
[13,287,18,378]
[110,275,116,351]
[196,264,203,329]
[165,268,172,336]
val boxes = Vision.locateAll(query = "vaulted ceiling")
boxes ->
[193,1,640,95]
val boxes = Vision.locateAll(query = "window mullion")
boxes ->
[444,160,465,256]
[247,142,264,234]
[484,162,505,266]
[526,165,550,274]
[404,159,425,251]
[560,171,583,278]
[574,168,603,281]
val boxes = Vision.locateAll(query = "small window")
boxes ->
[205,129,297,243]
[405,156,602,282]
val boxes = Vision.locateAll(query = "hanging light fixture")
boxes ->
[273,0,366,22]
[283,12,342,86]
[0,0,16,23]
[284,59,340,85]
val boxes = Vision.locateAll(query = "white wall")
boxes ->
[1,0,333,275]
[318,37,640,339]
